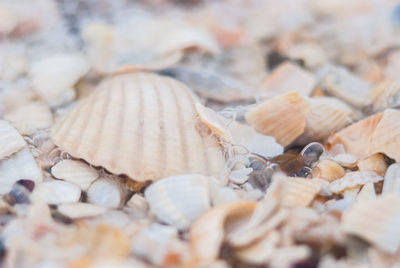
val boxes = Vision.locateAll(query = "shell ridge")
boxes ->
[134,74,145,179]
[154,79,166,177]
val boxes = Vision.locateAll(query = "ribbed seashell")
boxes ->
[0,119,26,159]
[327,113,383,159]
[259,62,316,97]
[5,102,53,135]
[31,180,81,204]
[58,202,107,219]
[190,201,256,260]
[246,91,310,146]
[313,159,345,182]
[368,109,400,162]
[87,176,127,209]
[382,163,400,194]
[370,79,400,112]
[329,171,383,194]
[342,194,400,254]
[0,148,43,194]
[145,174,211,230]
[51,160,98,191]
[280,177,322,207]
[51,72,225,183]
[357,154,388,176]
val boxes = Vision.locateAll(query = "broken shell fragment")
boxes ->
[58,202,107,219]
[382,163,400,194]
[51,159,99,191]
[357,154,388,176]
[87,176,127,209]
[370,79,400,112]
[313,159,345,182]
[246,91,310,146]
[144,174,211,230]
[329,171,383,194]
[51,72,226,183]
[301,142,325,166]
[31,180,81,204]
[0,119,26,160]
[280,177,322,207]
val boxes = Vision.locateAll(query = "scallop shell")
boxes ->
[357,154,388,176]
[342,194,400,254]
[0,119,26,159]
[329,171,383,194]
[246,91,310,146]
[190,201,256,260]
[51,72,225,183]
[368,109,400,162]
[327,113,383,159]
[382,163,400,195]
[370,79,400,112]
[58,202,107,219]
[51,159,99,191]
[144,174,211,230]
[87,176,127,209]
[31,180,81,204]
[313,159,345,182]
[259,62,316,97]
[280,177,322,207]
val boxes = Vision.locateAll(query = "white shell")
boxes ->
[31,180,81,204]
[370,80,400,112]
[58,202,107,219]
[51,160,99,190]
[145,174,211,230]
[329,171,383,194]
[87,176,126,209]
[382,163,400,195]
[0,119,26,159]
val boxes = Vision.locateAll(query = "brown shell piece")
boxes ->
[357,154,388,176]
[51,72,226,183]
[246,91,310,146]
[313,159,345,182]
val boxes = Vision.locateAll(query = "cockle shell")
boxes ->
[0,119,26,159]
[280,177,322,207]
[382,163,400,194]
[144,174,211,230]
[370,79,400,112]
[313,159,345,182]
[342,194,400,254]
[51,72,226,183]
[246,91,310,146]
[329,171,383,194]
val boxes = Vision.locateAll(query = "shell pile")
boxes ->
[2,0,400,267]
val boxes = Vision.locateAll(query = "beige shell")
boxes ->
[51,72,226,183]
[58,202,107,219]
[357,154,388,176]
[259,62,316,97]
[382,163,400,195]
[329,171,383,194]
[313,159,345,182]
[327,112,383,159]
[0,119,26,160]
[280,177,322,207]
[368,109,400,162]
[342,194,400,254]
[356,182,376,202]
[370,79,400,113]
[246,91,310,146]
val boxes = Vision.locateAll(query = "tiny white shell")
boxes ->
[87,176,127,209]
[58,202,107,219]
[382,163,400,195]
[0,119,26,159]
[145,174,211,229]
[31,180,81,204]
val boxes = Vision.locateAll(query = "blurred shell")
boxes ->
[368,109,400,162]
[5,102,52,135]
[87,176,127,209]
[51,72,225,183]
[382,163,400,194]
[329,171,383,194]
[259,62,316,97]
[357,154,388,176]
[269,246,310,268]
[286,42,327,69]
[190,201,256,260]
[0,148,43,194]
[370,79,400,112]
[31,180,81,204]
[327,113,383,159]
[0,119,26,159]
[246,91,310,146]
[58,202,107,219]
[313,159,345,182]
[195,103,232,141]
[300,142,325,166]
[144,174,211,230]
[280,177,322,207]
[342,194,400,254]
[329,153,358,168]
[51,159,98,191]
[356,182,376,202]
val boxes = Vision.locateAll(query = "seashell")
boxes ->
[356,182,376,202]
[357,154,388,176]
[5,102,53,135]
[144,174,211,230]
[286,42,327,69]
[30,53,90,106]
[229,167,253,185]
[325,198,355,213]
[269,246,310,268]
[313,159,345,182]
[87,176,127,209]
[58,202,107,219]
[190,201,256,260]
[329,153,358,168]
[246,91,310,146]
[259,62,316,97]
[280,177,322,207]
[31,180,81,204]
[382,163,400,194]
[329,171,383,194]
[124,194,149,220]
[0,4,18,35]
[327,113,383,159]
[51,159,98,191]
[51,72,225,183]
[368,109,400,162]
[0,148,43,194]
[342,194,400,254]
[370,79,400,112]
[0,119,26,159]
[195,103,232,141]
[301,142,325,166]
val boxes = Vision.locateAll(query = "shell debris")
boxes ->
[0,119,26,160]
[329,171,383,194]
[280,177,322,208]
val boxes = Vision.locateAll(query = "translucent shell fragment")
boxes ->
[51,72,226,183]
